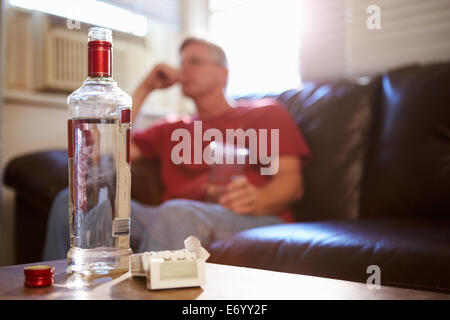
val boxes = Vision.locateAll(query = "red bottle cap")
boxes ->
[24,265,54,287]
[24,276,54,288]
[88,40,112,78]
[24,265,54,277]
[87,27,113,78]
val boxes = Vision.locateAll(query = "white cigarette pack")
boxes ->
[129,236,210,290]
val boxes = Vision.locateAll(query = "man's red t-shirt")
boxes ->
[131,98,310,222]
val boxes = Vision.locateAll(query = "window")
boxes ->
[208,0,304,96]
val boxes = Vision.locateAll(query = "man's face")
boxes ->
[180,43,227,98]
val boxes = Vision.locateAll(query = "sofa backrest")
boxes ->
[277,79,380,221]
[130,62,450,220]
[360,62,450,218]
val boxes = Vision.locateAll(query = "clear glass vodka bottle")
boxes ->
[66,27,132,275]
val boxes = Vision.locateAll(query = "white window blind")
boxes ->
[301,0,450,80]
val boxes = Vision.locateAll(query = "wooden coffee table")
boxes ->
[0,260,449,300]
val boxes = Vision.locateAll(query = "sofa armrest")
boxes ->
[4,150,164,210]
[4,150,69,211]
[131,157,164,206]
[3,151,163,264]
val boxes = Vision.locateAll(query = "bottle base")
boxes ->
[67,247,132,276]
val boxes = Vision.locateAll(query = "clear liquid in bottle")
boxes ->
[66,115,132,275]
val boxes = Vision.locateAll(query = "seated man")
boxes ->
[43,37,310,259]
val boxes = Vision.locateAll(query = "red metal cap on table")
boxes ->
[24,265,54,287]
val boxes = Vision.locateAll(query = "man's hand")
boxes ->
[218,176,262,215]
[132,64,180,124]
[141,64,181,91]
[217,156,303,216]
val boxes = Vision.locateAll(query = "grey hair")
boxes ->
[179,37,228,69]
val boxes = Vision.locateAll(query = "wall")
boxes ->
[0,100,67,265]
[0,0,6,266]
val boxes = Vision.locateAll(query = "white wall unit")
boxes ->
[5,9,152,94]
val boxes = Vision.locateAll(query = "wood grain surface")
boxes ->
[1,260,449,300]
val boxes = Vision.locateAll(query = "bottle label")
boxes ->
[121,108,130,124]
[126,128,131,165]
[118,107,131,165]
[112,218,130,237]
[68,119,74,158]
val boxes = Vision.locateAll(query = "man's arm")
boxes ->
[130,64,180,162]
[218,156,303,216]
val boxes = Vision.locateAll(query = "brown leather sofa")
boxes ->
[4,62,450,293]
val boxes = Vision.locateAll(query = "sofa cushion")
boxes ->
[208,219,450,293]
[361,63,450,218]
[277,79,380,220]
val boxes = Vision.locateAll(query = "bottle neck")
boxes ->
[88,40,112,78]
